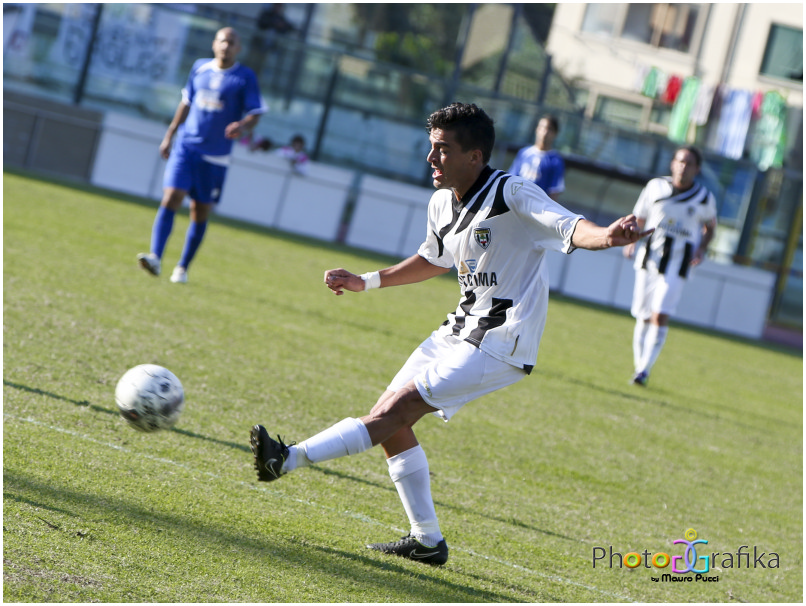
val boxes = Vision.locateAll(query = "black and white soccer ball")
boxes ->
[115,364,184,432]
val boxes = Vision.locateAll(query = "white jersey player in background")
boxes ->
[624,146,717,386]
[250,103,652,566]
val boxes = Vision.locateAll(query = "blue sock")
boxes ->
[178,221,208,269]
[151,206,175,259]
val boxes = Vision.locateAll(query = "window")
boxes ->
[593,95,644,130]
[581,3,702,53]
[760,24,803,82]
[580,4,620,36]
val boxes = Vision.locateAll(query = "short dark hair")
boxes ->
[427,102,495,164]
[675,145,702,166]
[539,114,560,134]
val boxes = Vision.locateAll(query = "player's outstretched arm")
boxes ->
[572,215,654,251]
[324,254,449,296]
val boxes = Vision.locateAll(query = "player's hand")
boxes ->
[623,242,636,259]
[224,121,243,140]
[324,269,365,295]
[607,214,654,248]
[159,138,172,159]
[690,247,706,267]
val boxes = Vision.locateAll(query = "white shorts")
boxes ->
[387,331,527,422]
[631,268,685,319]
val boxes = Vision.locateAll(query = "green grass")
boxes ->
[3,169,802,602]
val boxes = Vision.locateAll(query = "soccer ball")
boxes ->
[115,364,184,432]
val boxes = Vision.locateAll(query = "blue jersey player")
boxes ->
[138,27,266,283]
[508,114,565,201]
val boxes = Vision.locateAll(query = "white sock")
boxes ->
[638,324,668,375]
[633,319,649,371]
[282,418,372,473]
[387,445,442,548]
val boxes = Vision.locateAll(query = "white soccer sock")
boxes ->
[284,418,372,473]
[633,318,649,371]
[638,324,668,375]
[387,445,442,548]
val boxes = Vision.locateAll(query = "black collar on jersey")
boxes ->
[454,165,495,210]
[663,176,705,203]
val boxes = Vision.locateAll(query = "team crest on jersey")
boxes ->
[209,72,224,90]
[474,227,491,249]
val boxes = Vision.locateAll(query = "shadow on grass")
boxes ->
[535,368,793,432]
[4,378,581,544]
[4,471,521,603]
[3,379,250,453]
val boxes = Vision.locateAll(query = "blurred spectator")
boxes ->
[275,134,309,175]
[240,132,273,152]
[247,4,295,77]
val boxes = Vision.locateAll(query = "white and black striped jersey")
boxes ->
[418,167,582,373]
[632,177,717,278]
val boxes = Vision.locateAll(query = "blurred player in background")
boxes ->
[624,145,717,386]
[508,114,565,200]
[249,102,652,566]
[138,27,266,284]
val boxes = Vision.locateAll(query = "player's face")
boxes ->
[427,128,483,198]
[670,149,700,189]
[535,118,556,150]
[213,29,241,68]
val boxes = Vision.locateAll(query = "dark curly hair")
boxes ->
[427,103,495,164]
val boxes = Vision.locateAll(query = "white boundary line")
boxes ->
[5,413,636,602]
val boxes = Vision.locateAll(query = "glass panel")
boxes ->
[593,95,643,130]
[3,4,85,103]
[581,4,619,37]
[621,4,654,44]
[775,237,802,326]
[760,24,804,81]
[658,3,699,52]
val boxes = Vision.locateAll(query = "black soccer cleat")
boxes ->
[631,371,648,387]
[367,533,449,566]
[250,424,292,482]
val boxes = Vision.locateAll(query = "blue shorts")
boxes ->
[163,143,228,204]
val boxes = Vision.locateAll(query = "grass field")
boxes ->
[3,170,802,602]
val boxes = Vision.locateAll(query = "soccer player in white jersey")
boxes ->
[624,146,717,386]
[137,27,266,284]
[250,103,652,566]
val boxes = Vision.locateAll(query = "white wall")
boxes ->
[90,111,776,340]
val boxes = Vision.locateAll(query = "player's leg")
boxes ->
[637,276,681,380]
[366,336,524,561]
[638,311,670,378]
[171,200,211,283]
[171,159,226,283]
[138,187,186,276]
[139,143,191,276]
[630,269,652,383]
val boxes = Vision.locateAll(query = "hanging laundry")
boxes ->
[633,64,651,93]
[667,77,700,143]
[751,91,764,119]
[714,88,754,159]
[662,75,683,104]
[654,71,670,101]
[750,90,788,170]
[641,67,661,98]
[690,83,716,126]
